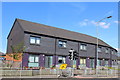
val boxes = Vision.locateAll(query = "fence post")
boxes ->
[39,68,41,78]
[84,69,87,75]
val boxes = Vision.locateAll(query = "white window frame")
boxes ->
[30,36,41,45]
[80,44,87,50]
[58,56,66,64]
[80,58,86,65]
[36,37,40,44]
[58,40,67,48]
[30,37,36,44]
[29,55,39,63]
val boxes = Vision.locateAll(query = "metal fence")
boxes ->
[0,67,119,78]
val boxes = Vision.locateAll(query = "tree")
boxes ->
[11,42,26,53]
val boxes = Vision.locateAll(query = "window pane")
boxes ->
[80,45,83,50]
[58,41,66,48]
[105,48,109,53]
[58,56,62,60]
[28,63,39,67]
[63,42,66,47]
[29,56,34,62]
[36,38,40,44]
[80,59,82,64]
[59,41,62,44]
[35,56,39,62]
[58,41,63,47]
[84,59,86,64]
[49,56,53,67]
[30,37,35,44]
[63,57,66,63]
[80,44,87,50]
[84,46,86,50]
[58,56,66,64]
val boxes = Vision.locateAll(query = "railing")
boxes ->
[0,66,119,78]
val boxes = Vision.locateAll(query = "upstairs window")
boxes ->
[112,50,117,55]
[30,36,41,45]
[30,37,35,44]
[105,48,109,53]
[98,47,102,52]
[80,44,87,50]
[58,40,67,48]
[112,50,114,54]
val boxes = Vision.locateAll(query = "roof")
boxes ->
[15,18,112,48]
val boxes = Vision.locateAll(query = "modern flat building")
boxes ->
[7,19,118,68]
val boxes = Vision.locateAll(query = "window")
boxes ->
[98,47,102,52]
[98,59,102,66]
[112,60,117,65]
[58,56,66,64]
[30,36,40,45]
[80,58,86,66]
[36,37,40,44]
[28,54,39,67]
[30,37,36,44]
[80,44,87,50]
[29,55,39,63]
[29,56,35,62]
[58,40,67,48]
[112,50,114,54]
[105,48,109,53]
[112,50,117,55]
[105,60,108,66]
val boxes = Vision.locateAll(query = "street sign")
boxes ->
[59,64,67,69]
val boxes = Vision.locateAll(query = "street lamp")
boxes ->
[96,16,112,75]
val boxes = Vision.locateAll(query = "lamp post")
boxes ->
[96,16,112,75]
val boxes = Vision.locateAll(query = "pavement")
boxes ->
[1,77,120,80]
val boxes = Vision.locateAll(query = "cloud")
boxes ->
[114,21,120,24]
[98,22,110,29]
[78,19,111,29]
[79,19,89,26]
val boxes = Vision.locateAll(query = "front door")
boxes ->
[45,56,53,68]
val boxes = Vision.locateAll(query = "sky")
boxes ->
[1,2,118,53]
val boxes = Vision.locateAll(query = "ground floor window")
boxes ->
[58,56,66,64]
[45,56,53,68]
[28,54,39,67]
[104,60,108,66]
[112,60,117,66]
[98,59,102,66]
[90,59,94,68]
[80,58,86,66]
